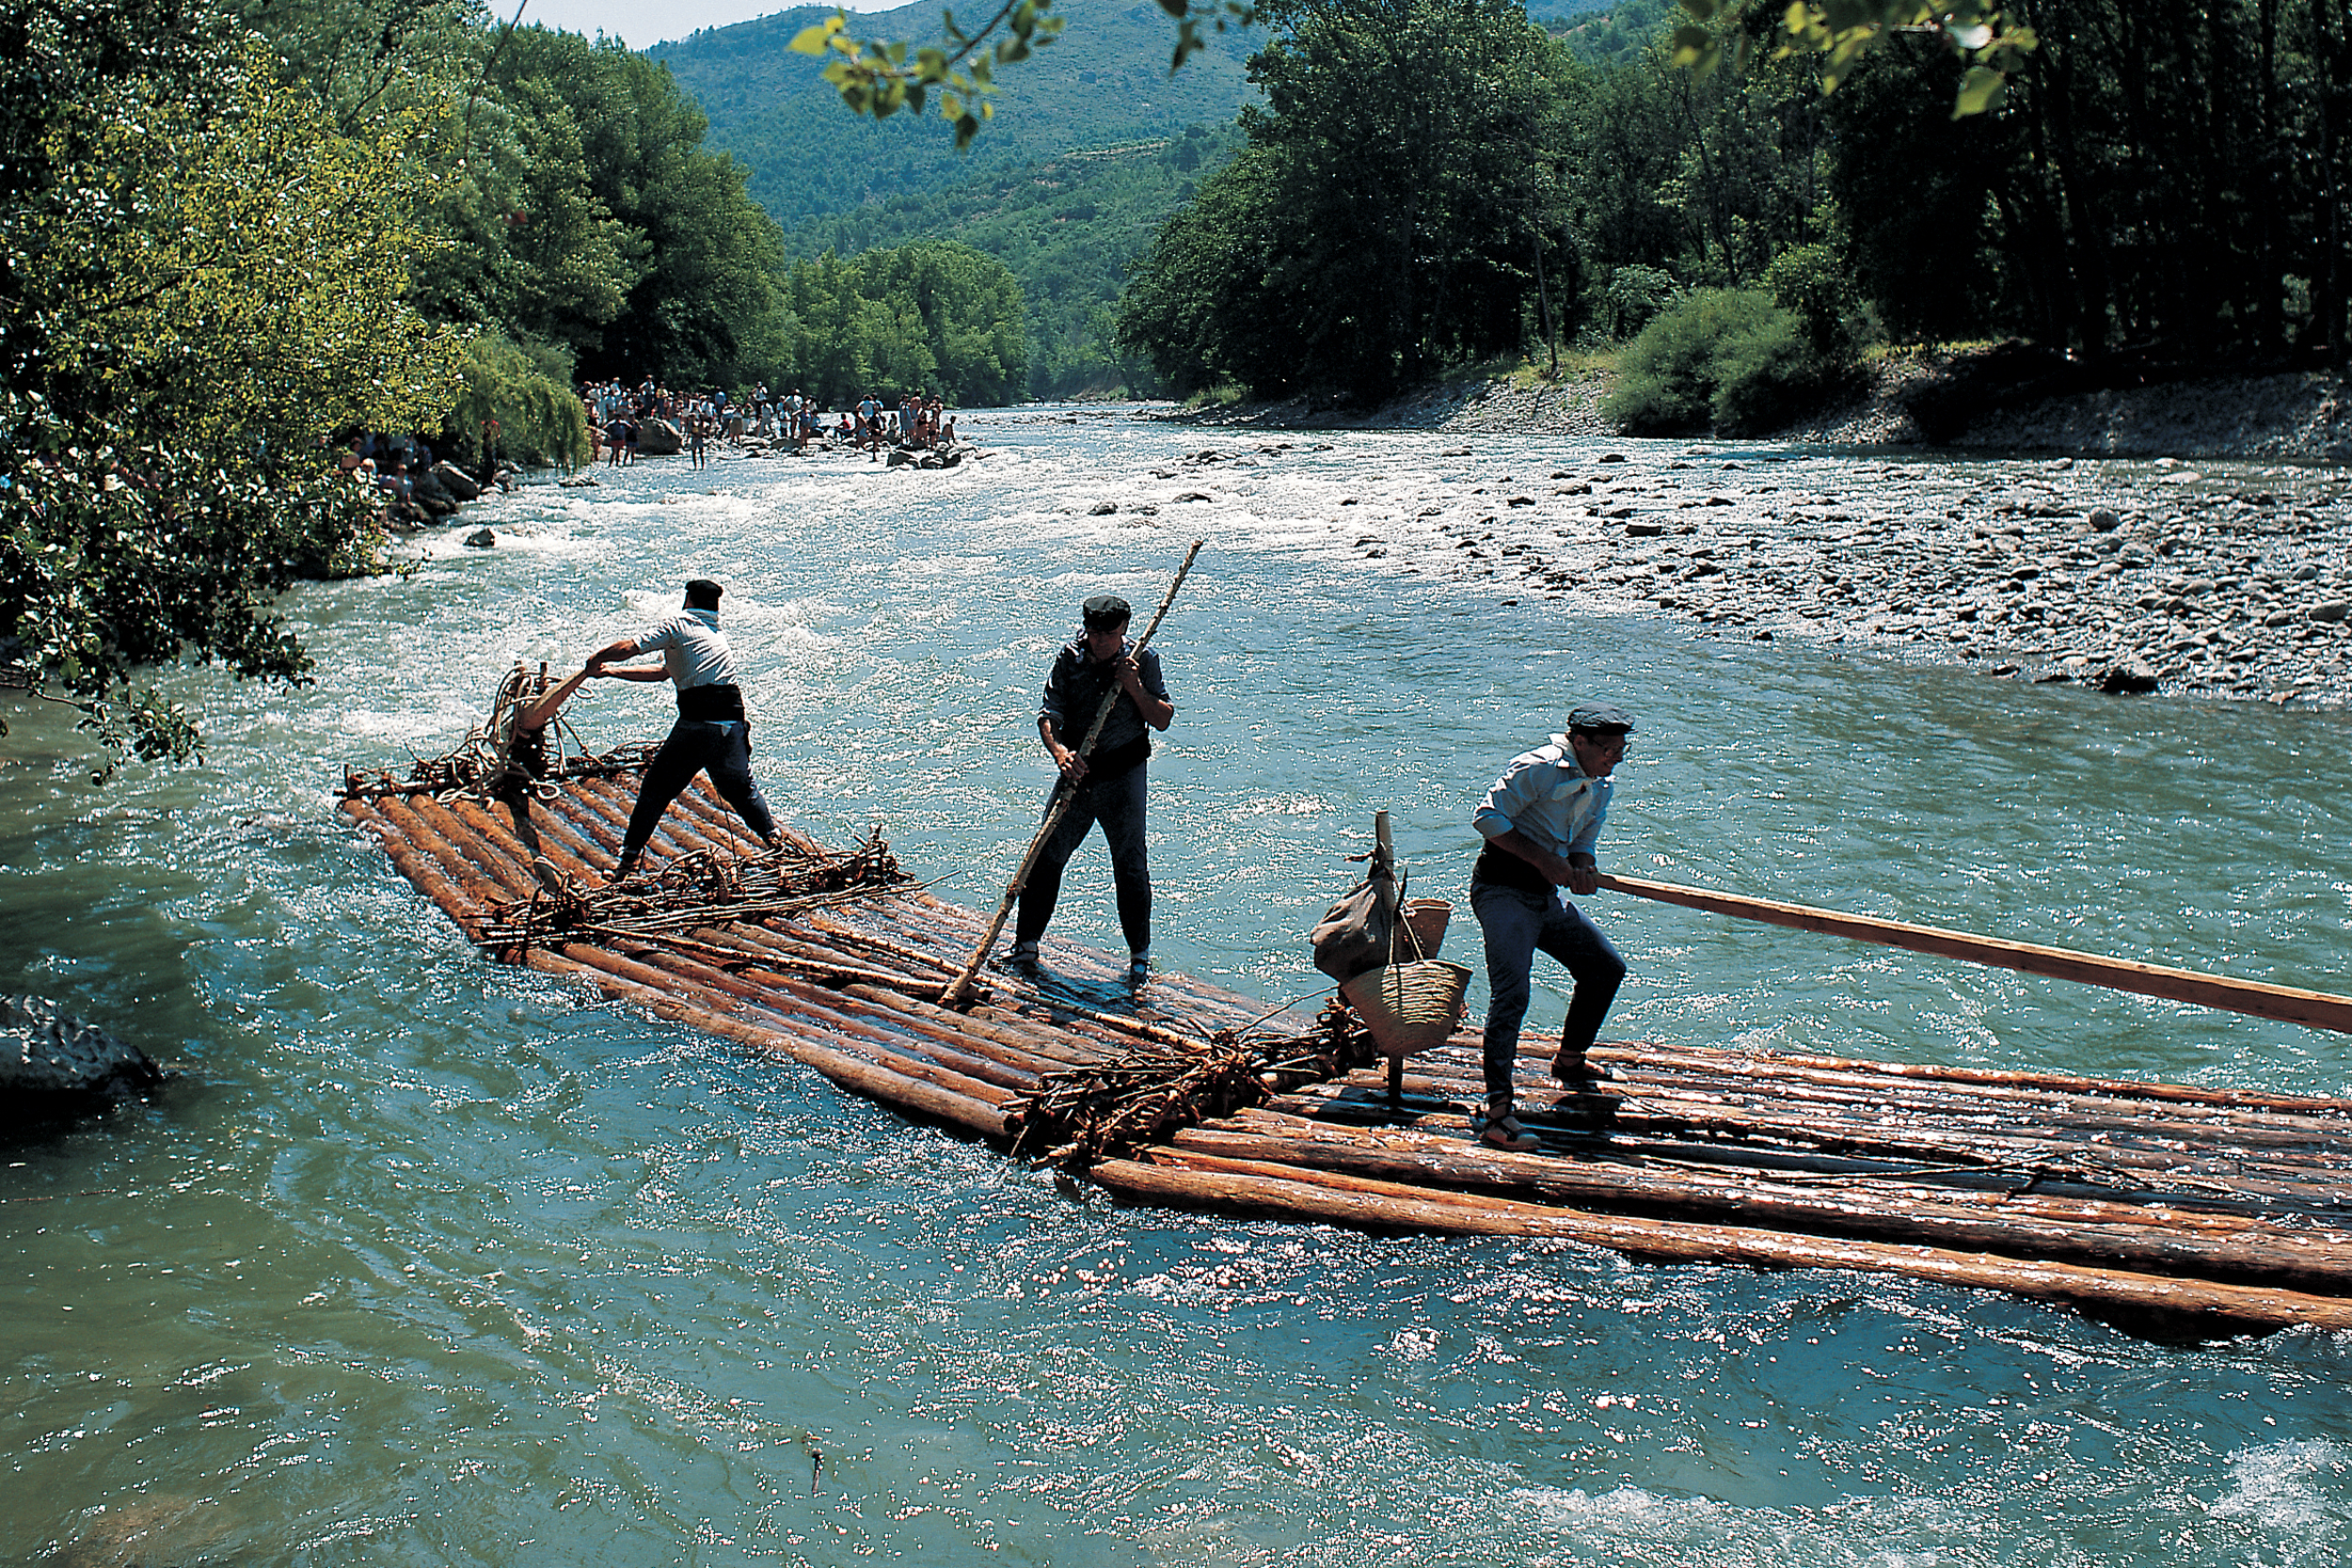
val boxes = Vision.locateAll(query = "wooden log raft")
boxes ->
[340,768,2352,1336]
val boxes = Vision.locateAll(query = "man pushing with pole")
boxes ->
[939,542,1201,1006]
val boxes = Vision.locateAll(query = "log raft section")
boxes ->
[342,774,2352,1335]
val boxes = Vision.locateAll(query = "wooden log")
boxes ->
[1601,873,2352,1038]
[366,799,514,936]
[1161,1122,2352,1292]
[1268,1067,2352,1218]
[516,946,1008,1143]
[556,939,1018,1109]
[1612,1056,2352,1152]
[1606,1039,2352,1118]
[1086,1155,2352,1333]
[341,801,493,942]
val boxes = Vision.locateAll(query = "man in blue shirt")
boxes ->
[1006,594,1175,986]
[1466,702,1633,1151]
[583,578,781,881]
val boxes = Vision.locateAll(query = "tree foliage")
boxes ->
[1821,0,2352,359]
[0,0,458,771]
[789,0,1262,145]
[1118,0,1578,401]
[785,127,1239,399]
[779,242,1029,405]
[1673,0,2036,119]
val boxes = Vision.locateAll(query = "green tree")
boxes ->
[777,242,1028,404]
[1,0,456,772]
[1120,0,1579,401]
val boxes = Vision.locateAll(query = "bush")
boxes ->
[1602,288,1857,436]
[1762,243,1865,359]
[1593,263,1677,341]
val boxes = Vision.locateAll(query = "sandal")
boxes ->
[1472,1109,1539,1152]
[1550,1050,1593,1085]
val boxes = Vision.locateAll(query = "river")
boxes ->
[5,409,2349,1566]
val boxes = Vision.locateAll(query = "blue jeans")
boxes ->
[1471,879,1626,1103]
[617,719,777,871]
[1014,764,1151,955]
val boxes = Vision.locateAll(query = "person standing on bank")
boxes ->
[584,578,782,881]
[1005,594,1175,986]
[1467,703,1634,1152]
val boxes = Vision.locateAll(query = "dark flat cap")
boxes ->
[1567,702,1633,735]
[1081,594,1132,627]
[684,577,724,602]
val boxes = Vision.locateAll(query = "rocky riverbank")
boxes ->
[1158,356,2352,708]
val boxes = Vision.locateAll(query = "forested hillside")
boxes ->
[653,0,1263,397]
[783,126,1241,396]
[651,0,1261,230]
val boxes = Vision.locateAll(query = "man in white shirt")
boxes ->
[584,578,781,880]
[1465,702,1634,1150]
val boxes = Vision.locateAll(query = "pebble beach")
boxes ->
[1172,356,2352,708]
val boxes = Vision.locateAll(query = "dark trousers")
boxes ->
[1013,764,1151,955]
[1471,879,1626,1103]
[617,719,777,870]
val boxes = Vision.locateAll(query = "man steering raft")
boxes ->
[583,577,782,882]
[1467,702,1634,1152]
[1004,594,1176,987]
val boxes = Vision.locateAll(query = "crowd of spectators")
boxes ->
[583,377,962,466]
[334,429,439,503]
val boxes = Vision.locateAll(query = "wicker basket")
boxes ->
[1399,898,1451,960]
[1342,959,1471,1057]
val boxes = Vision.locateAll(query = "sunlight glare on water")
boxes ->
[4,407,2350,1565]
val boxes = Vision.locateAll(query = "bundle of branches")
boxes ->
[336,666,649,803]
[482,828,914,947]
[1008,1016,1358,1169]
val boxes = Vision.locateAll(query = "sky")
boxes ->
[503,0,899,49]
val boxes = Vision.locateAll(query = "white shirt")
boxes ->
[633,608,739,690]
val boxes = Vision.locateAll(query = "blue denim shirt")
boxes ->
[1473,735,1612,861]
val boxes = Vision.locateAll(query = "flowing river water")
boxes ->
[6,409,2351,1565]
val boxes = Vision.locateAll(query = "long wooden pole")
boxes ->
[939,541,1204,1005]
[1597,872,2352,1036]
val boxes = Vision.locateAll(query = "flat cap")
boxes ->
[1081,594,1132,627]
[684,577,724,601]
[1566,702,1634,735]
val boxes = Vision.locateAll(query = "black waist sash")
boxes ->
[1472,841,1554,893]
[676,683,747,721]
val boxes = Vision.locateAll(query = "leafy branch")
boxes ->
[1673,1,2037,118]
[792,0,1260,146]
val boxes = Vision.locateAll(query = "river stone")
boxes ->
[431,462,482,502]
[464,528,498,547]
[2310,601,2349,623]
[635,419,683,457]
[1089,501,1117,515]
[2097,659,2161,694]
[1,995,164,1120]
[410,472,458,517]
[558,474,598,487]
[2264,609,2298,627]
[2088,507,2121,531]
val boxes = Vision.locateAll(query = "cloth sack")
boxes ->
[1311,876,1396,983]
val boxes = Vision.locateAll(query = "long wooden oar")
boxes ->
[940,541,1204,1006]
[1597,872,2352,1036]
[516,664,595,735]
